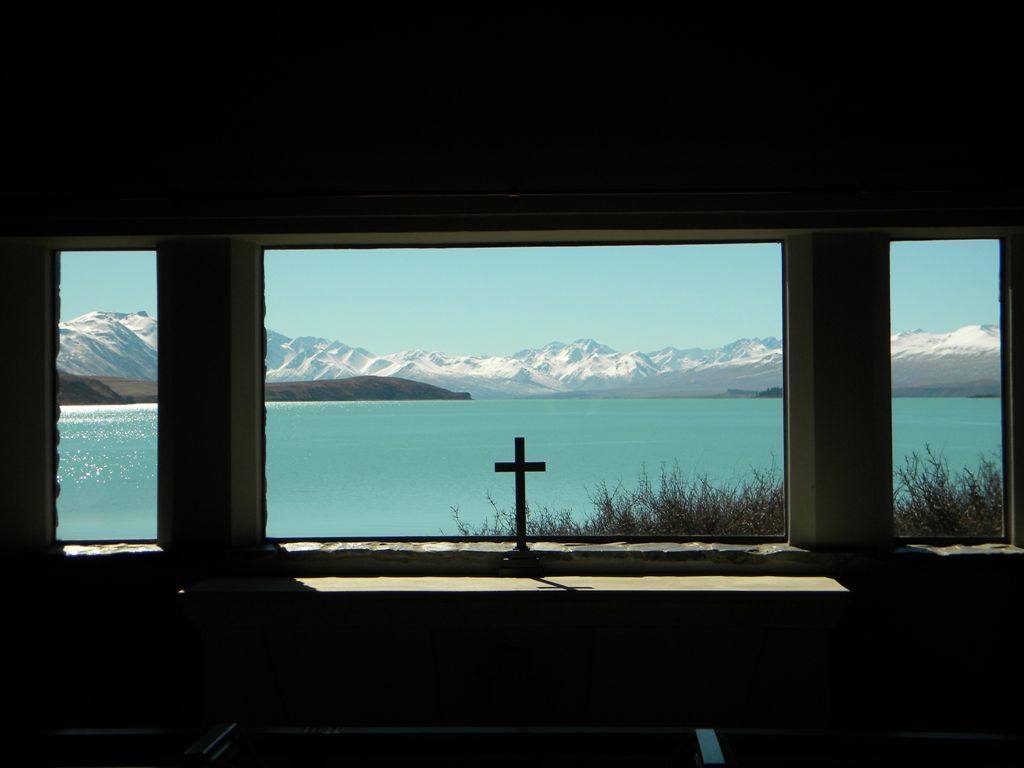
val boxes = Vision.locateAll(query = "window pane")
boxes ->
[57,251,158,540]
[264,244,784,538]
[890,240,1003,538]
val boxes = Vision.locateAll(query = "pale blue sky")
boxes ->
[58,240,1002,356]
[264,245,783,355]
[59,250,157,321]
[890,239,1000,332]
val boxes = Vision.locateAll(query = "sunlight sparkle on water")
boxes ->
[57,404,158,540]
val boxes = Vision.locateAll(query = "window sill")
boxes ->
[256,539,1022,576]
[894,542,1023,557]
[62,543,163,557]
[47,540,1023,577]
[266,540,822,575]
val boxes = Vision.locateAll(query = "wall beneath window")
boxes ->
[830,553,1024,733]
[2,552,1020,733]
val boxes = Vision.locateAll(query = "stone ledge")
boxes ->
[895,542,1024,557]
[269,540,825,575]
[51,540,1023,575]
[62,543,163,557]
[262,540,1023,576]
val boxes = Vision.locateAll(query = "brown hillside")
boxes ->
[265,376,471,402]
[57,374,157,405]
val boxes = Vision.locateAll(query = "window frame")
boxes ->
[2,223,1021,558]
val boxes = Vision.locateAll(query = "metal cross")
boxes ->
[494,436,546,551]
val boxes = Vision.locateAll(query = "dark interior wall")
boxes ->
[4,35,1023,212]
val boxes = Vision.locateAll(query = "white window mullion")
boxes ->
[785,233,893,550]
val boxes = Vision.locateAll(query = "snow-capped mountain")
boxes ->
[55,311,1002,398]
[890,324,1000,390]
[891,324,1000,360]
[58,311,158,380]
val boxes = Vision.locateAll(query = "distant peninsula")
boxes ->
[265,377,471,402]
[57,373,470,405]
[58,374,157,405]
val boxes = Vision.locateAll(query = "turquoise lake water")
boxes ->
[55,398,1003,540]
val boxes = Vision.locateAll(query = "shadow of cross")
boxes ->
[494,436,546,552]
[533,578,595,591]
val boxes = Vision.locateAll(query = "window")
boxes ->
[890,240,1003,539]
[56,251,158,541]
[263,244,784,539]
[3,226,1018,556]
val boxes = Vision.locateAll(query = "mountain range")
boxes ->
[57,311,1002,398]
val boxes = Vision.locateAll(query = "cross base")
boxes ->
[498,548,544,577]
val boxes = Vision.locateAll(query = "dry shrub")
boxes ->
[454,447,1005,540]
[452,463,784,537]
[894,446,1003,538]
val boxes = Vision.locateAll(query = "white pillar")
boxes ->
[0,242,57,551]
[785,233,893,550]
[157,239,264,549]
